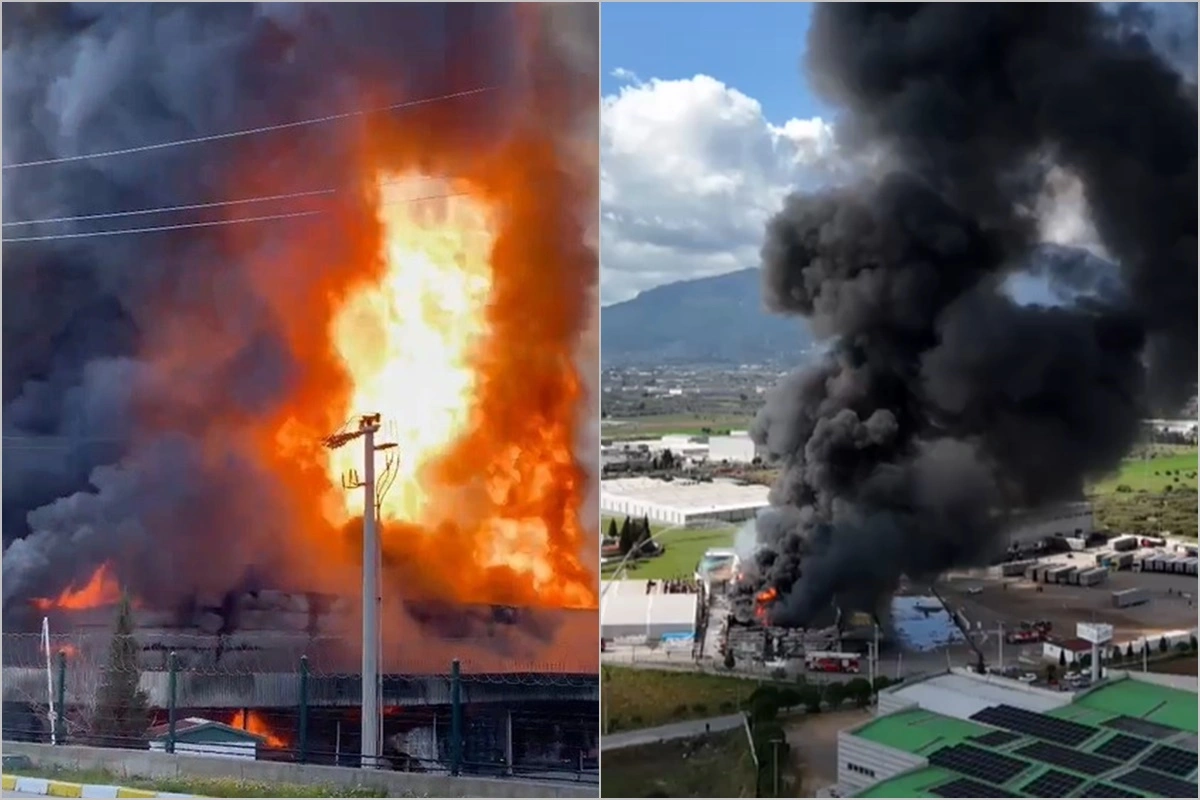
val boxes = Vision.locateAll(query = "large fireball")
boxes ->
[328,177,493,524]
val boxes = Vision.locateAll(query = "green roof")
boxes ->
[854,708,993,756]
[852,678,1196,798]
[1072,679,1199,733]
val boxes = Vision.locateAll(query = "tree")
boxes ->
[823,681,846,708]
[845,678,873,708]
[1159,636,1169,654]
[618,517,634,556]
[723,650,736,670]
[1111,646,1122,663]
[1190,635,1197,653]
[1059,649,1067,668]
[605,518,618,542]
[1126,642,1135,659]
[89,593,149,748]
[641,516,652,543]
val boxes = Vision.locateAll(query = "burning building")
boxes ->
[737,4,1196,630]
[2,2,599,776]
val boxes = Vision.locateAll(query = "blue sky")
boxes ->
[601,2,827,122]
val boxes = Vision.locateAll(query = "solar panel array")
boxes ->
[927,744,1031,785]
[1083,781,1140,797]
[972,730,1020,748]
[1015,740,1120,775]
[929,777,1011,798]
[1094,733,1153,761]
[1102,715,1180,740]
[971,705,1096,747]
[1140,744,1197,777]
[1113,767,1198,798]
[1021,769,1084,797]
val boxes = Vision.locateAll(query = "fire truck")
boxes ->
[804,651,862,674]
[1005,619,1052,645]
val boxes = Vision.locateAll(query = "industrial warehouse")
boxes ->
[2,590,599,781]
[599,476,770,526]
[838,665,1198,798]
[599,579,701,642]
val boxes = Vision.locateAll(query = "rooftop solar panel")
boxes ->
[1094,733,1153,761]
[1113,767,1197,798]
[1139,744,1197,777]
[929,777,1012,798]
[928,743,1031,785]
[973,730,1020,748]
[1102,715,1179,740]
[1015,740,1120,776]
[971,704,1096,747]
[1022,769,1085,797]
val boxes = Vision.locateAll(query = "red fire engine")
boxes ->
[804,651,861,674]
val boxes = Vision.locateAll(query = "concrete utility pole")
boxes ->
[323,413,396,769]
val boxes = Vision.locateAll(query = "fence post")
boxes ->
[450,658,462,776]
[54,650,67,745]
[298,655,309,763]
[166,651,178,755]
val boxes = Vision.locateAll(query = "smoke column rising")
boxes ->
[743,3,1196,627]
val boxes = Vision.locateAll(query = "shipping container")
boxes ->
[1064,537,1087,551]
[1094,551,1113,566]
[1079,568,1108,587]
[1004,560,1035,577]
[1115,552,1134,570]
[1112,588,1148,608]
[1111,535,1139,552]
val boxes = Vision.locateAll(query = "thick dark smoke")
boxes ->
[2,3,593,623]
[744,3,1196,627]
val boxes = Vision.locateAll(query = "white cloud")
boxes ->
[600,73,839,305]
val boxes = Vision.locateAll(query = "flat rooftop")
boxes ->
[599,476,769,514]
[854,675,1198,798]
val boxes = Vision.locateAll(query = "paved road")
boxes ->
[601,713,744,752]
[3,792,44,798]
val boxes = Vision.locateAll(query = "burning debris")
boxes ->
[740,4,1196,628]
[2,4,599,667]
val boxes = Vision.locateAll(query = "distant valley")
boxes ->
[600,268,813,368]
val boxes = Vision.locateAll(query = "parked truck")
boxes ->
[1079,567,1108,587]
[1112,588,1149,609]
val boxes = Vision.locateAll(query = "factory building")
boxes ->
[837,668,1198,798]
[599,579,699,641]
[599,476,770,526]
[707,432,766,464]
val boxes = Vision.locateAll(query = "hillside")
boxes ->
[600,268,813,368]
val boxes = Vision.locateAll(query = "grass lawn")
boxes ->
[1088,447,1197,538]
[6,765,386,797]
[602,666,769,732]
[600,728,757,798]
[601,521,736,580]
[601,414,754,439]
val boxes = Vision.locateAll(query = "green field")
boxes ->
[601,728,757,798]
[601,519,736,580]
[602,666,768,732]
[601,414,755,440]
[1088,447,1197,538]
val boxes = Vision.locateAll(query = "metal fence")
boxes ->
[2,632,598,784]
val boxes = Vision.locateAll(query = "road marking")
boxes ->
[114,791,156,799]
[47,781,83,797]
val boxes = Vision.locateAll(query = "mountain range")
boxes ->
[600,268,813,368]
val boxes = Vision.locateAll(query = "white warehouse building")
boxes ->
[600,476,770,526]
[707,432,766,464]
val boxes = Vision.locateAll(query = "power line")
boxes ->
[0,191,466,243]
[1,188,336,228]
[2,176,447,228]
[2,86,496,170]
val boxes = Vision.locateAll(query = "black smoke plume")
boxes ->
[1,2,597,630]
[743,3,1196,627]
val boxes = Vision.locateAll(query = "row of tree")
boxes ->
[606,515,655,557]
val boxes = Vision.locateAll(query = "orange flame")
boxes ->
[754,587,778,623]
[32,563,122,611]
[229,710,287,749]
